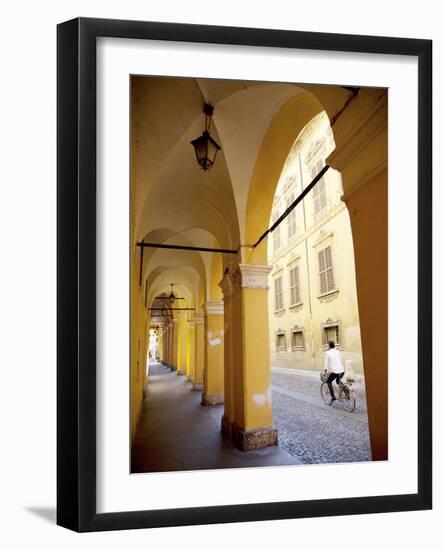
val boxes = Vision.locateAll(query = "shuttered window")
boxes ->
[289,266,301,306]
[274,276,283,311]
[311,159,327,216]
[272,211,281,253]
[287,193,297,241]
[318,245,335,294]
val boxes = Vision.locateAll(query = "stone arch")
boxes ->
[243,88,349,264]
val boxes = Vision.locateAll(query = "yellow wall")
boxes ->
[130,248,149,441]
[186,320,196,380]
[202,303,224,404]
[193,315,205,388]
[241,287,273,431]
[177,314,188,374]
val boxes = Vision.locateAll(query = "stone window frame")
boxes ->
[321,318,343,350]
[275,328,287,351]
[291,325,305,351]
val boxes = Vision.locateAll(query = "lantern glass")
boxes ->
[191,131,221,171]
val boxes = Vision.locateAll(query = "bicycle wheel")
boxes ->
[320,382,332,404]
[341,385,356,413]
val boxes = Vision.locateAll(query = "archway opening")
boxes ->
[265,111,372,464]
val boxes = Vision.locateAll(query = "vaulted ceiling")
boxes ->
[131,76,351,319]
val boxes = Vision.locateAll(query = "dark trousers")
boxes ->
[327,372,344,399]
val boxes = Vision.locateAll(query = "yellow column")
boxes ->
[219,276,236,438]
[327,88,388,461]
[192,314,204,391]
[186,319,196,383]
[162,325,167,363]
[220,264,277,451]
[177,313,187,375]
[171,318,179,370]
[201,301,224,405]
[164,322,171,367]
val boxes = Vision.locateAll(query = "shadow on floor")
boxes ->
[26,507,56,524]
[131,363,300,474]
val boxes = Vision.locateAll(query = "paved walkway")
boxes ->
[131,363,372,473]
[131,363,300,473]
[271,368,372,464]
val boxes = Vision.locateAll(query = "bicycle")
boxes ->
[320,372,356,413]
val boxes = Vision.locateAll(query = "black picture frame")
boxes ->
[57,17,432,532]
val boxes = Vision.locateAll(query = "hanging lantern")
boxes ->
[168,283,176,305]
[190,103,221,171]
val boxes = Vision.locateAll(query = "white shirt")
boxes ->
[324,348,345,374]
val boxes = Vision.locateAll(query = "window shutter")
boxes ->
[318,249,325,271]
[318,249,327,294]
[311,159,327,216]
[326,267,335,291]
[294,266,300,304]
[275,276,283,310]
[324,245,332,268]
[319,179,326,211]
[318,246,335,293]
[320,272,327,294]
[287,193,296,240]
[325,246,335,291]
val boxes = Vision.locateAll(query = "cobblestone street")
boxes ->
[272,368,372,464]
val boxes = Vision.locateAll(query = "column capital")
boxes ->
[203,301,224,316]
[194,313,204,324]
[187,320,195,329]
[219,263,272,296]
[238,263,272,288]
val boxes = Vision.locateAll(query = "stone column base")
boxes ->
[230,423,278,451]
[176,370,186,375]
[201,392,224,406]
[191,383,203,391]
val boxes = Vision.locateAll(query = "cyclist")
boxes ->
[323,340,345,404]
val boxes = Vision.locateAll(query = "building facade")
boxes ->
[268,112,364,375]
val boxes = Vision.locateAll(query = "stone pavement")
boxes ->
[271,368,372,464]
[131,363,372,474]
[131,363,301,473]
